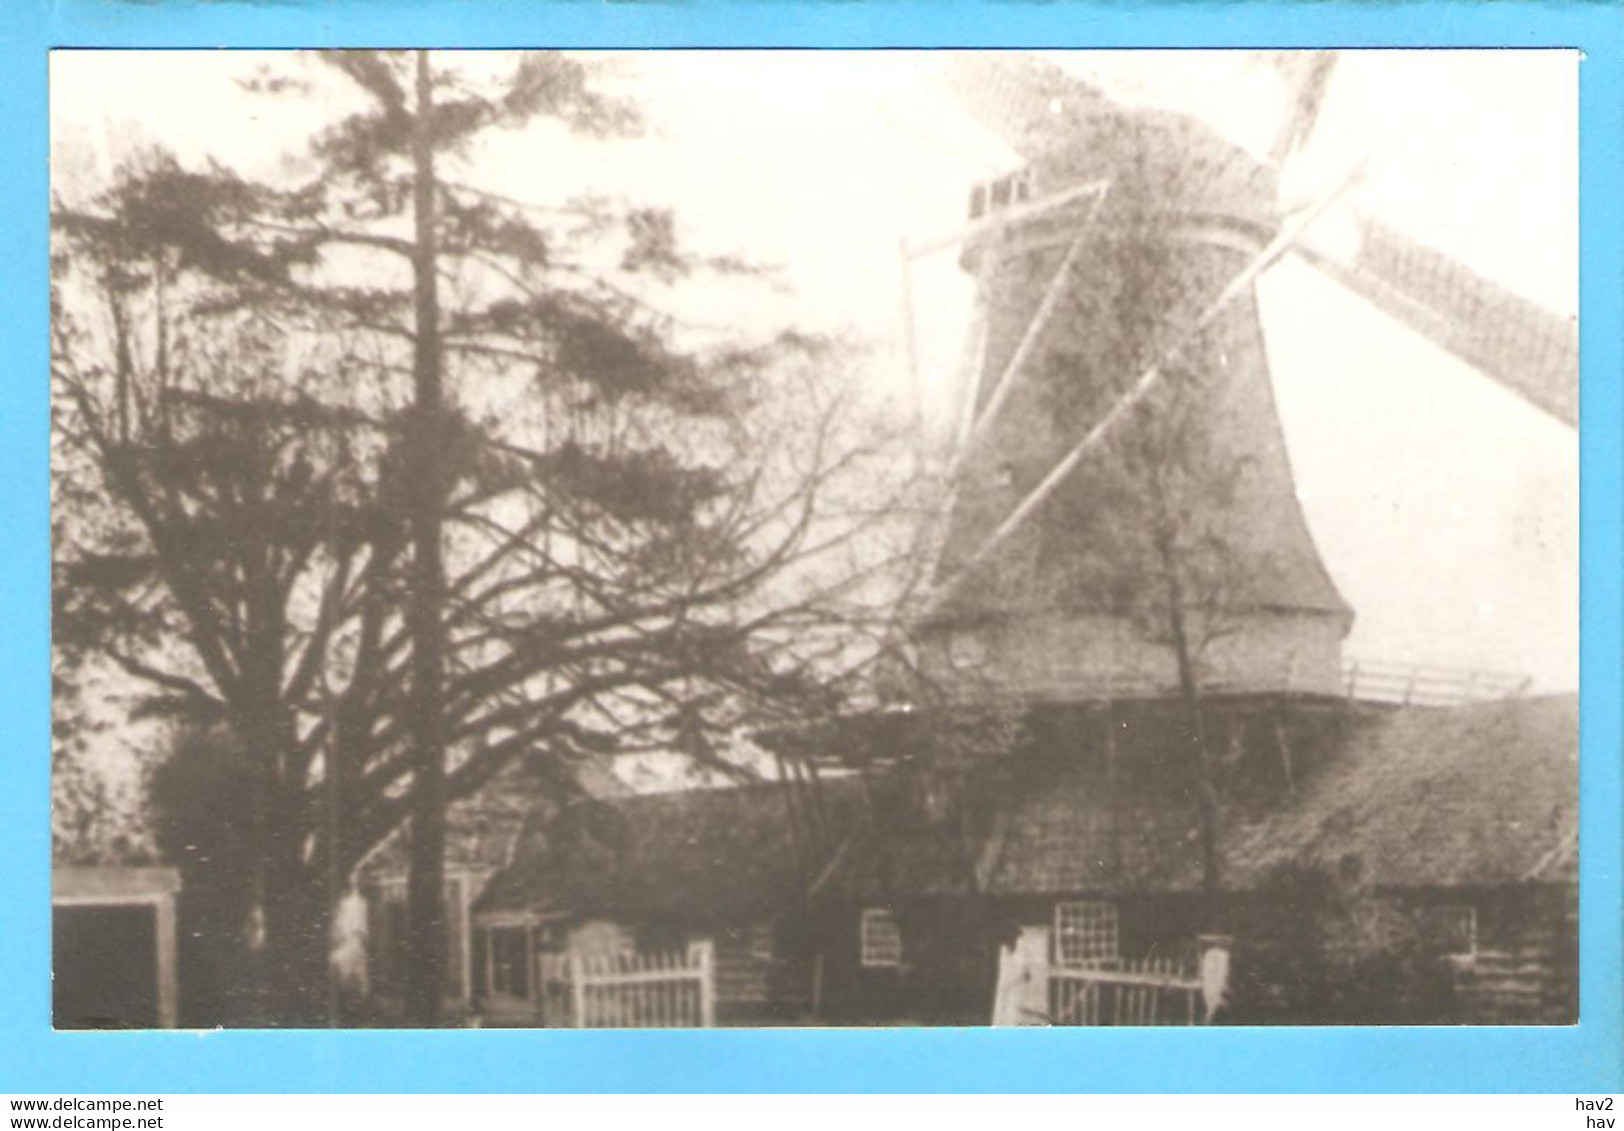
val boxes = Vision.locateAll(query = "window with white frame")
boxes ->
[1436,904,1477,961]
[860,909,902,968]
[1054,901,1119,967]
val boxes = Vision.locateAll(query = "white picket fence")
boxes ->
[1049,956,1203,1026]
[537,942,715,1028]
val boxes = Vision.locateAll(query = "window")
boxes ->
[1436,904,1477,961]
[488,926,532,998]
[860,909,902,968]
[1054,901,1118,967]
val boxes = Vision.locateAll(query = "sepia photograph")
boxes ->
[49,48,1577,1031]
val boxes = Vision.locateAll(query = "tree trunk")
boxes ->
[259,850,332,1027]
[240,691,332,1026]
[403,48,450,1027]
[1170,609,1222,910]
[1157,534,1223,925]
[257,742,331,1027]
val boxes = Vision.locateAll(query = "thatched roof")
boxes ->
[360,756,629,881]
[820,695,1577,900]
[475,777,866,925]
[1218,694,1577,891]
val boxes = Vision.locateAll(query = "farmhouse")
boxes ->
[467,778,862,1026]
[359,690,1577,1028]
[804,693,1577,1026]
[358,758,627,1019]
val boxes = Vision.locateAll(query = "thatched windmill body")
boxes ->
[901,53,1577,710]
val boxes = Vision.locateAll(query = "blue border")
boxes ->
[3,0,1619,1094]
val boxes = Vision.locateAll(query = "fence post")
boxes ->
[694,940,716,1028]
[1198,934,1233,1024]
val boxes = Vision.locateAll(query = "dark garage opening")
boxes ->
[54,903,159,1029]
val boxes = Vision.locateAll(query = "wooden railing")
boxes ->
[1048,956,1202,1026]
[1341,658,1531,707]
[537,942,715,1029]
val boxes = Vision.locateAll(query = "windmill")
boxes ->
[893,51,1577,708]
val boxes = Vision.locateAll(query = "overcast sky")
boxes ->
[52,49,1580,691]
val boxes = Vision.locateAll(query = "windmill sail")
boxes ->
[1292,217,1578,426]
[941,52,1579,429]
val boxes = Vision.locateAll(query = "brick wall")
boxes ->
[930,126,1349,705]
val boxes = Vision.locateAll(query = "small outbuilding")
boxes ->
[471,778,861,1026]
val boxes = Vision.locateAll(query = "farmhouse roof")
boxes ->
[1219,693,1577,891]
[361,756,630,881]
[474,777,866,925]
[819,694,1577,899]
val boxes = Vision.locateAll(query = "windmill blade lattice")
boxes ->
[1295,216,1577,426]
[940,52,1578,430]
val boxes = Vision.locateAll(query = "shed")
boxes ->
[473,777,863,1024]
[53,865,182,1029]
[355,757,622,1015]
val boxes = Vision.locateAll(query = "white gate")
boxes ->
[538,941,715,1028]
[1049,956,1203,1026]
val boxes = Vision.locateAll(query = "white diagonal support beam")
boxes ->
[949,182,1111,481]
[924,164,1365,613]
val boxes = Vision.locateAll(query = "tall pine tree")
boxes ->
[53,51,918,1024]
